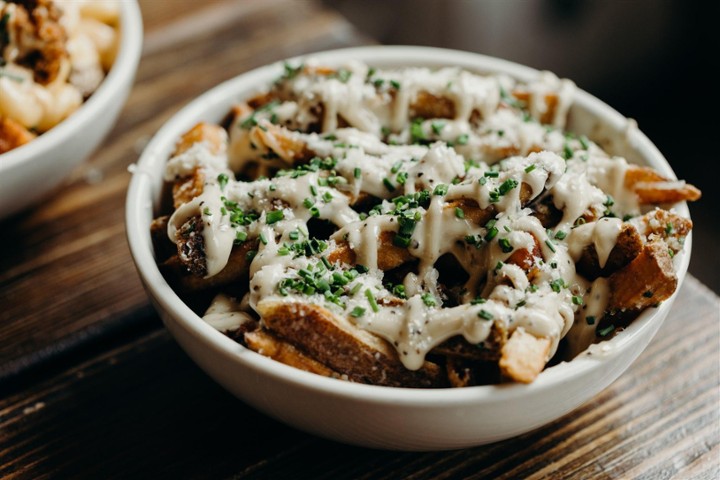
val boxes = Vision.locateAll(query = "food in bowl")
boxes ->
[149,58,700,388]
[0,0,121,154]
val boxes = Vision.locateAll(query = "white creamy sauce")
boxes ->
[203,293,255,331]
[164,60,659,369]
[567,218,623,268]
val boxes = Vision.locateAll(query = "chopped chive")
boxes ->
[524,164,536,173]
[350,306,366,318]
[572,295,584,305]
[478,309,493,320]
[455,207,465,219]
[550,278,565,292]
[266,210,285,224]
[579,135,590,150]
[365,289,379,312]
[433,184,448,196]
[484,226,499,242]
[598,324,615,337]
[455,133,469,145]
[545,239,556,253]
[393,234,412,248]
[259,232,268,245]
[217,173,229,190]
[421,293,437,307]
[554,230,567,240]
[383,178,395,191]
[235,230,248,244]
[354,167,362,179]
[498,179,518,195]
[321,256,332,269]
[498,238,513,253]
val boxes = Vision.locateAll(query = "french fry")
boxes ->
[244,329,343,379]
[607,238,677,314]
[633,208,693,253]
[510,91,560,125]
[410,91,456,120]
[172,122,226,157]
[625,165,701,204]
[168,122,228,207]
[249,121,314,164]
[327,230,414,271]
[172,167,205,208]
[256,299,447,388]
[446,198,496,226]
[171,211,257,286]
[431,327,507,362]
[499,327,552,384]
[575,223,644,279]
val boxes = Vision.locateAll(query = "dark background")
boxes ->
[324,0,719,294]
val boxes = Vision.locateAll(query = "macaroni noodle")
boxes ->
[0,0,120,154]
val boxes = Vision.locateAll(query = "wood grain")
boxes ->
[0,277,717,479]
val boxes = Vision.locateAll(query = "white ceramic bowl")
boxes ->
[0,0,143,219]
[125,46,692,451]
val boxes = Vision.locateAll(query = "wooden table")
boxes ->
[1,1,718,478]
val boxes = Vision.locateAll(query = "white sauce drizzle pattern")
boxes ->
[164,60,656,371]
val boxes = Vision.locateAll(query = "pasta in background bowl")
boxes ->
[0,0,142,218]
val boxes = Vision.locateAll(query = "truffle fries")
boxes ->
[152,60,701,387]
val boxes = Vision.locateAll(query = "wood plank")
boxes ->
[0,277,717,479]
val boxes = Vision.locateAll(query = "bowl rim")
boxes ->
[0,0,144,173]
[126,44,691,406]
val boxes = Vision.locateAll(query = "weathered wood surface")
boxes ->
[1,277,717,479]
[0,1,718,478]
